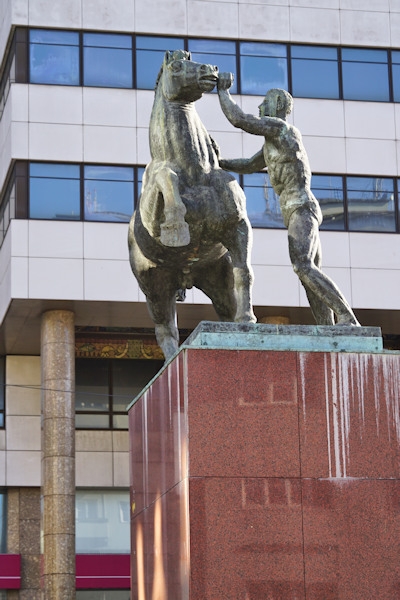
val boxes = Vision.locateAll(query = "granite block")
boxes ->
[186,349,301,478]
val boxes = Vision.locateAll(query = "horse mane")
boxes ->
[154,49,192,90]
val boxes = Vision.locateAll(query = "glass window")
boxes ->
[347,176,395,232]
[76,360,110,429]
[342,48,389,102]
[84,166,134,222]
[312,175,344,231]
[136,36,185,89]
[0,490,6,553]
[0,357,4,428]
[29,163,80,220]
[29,29,79,85]
[392,50,400,102]
[243,172,284,228]
[75,358,163,429]
[291,45,339,99]
[188,39,237,93]
[83,33,132,88]
[76,490,130,554]
[240,42,288,95]
[77,592,130,600]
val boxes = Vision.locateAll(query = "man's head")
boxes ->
[259,88,293,119]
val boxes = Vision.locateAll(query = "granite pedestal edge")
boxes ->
[182,320,383,354]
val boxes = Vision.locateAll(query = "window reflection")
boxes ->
[188,39,237,93]
[84,166,134,222]
[312,175,344,230]
[342,48,389,102]
[29,163,80,220]
[29,29,79,85]
[240,42,288,95]
[291,45,339,99]
[0,357,4,429]
[75,358,163,430]
[347,176,395,232]
[243,172,285,228]
[76,490,130,554]
[0,491,6,553]
[83,33,132,88]
[136,36,184,89]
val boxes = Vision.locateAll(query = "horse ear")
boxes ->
[165,50,171,64]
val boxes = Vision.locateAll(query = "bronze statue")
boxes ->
[217,74,360,327]
[128,52,256,360]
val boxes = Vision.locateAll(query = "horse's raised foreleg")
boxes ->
[155,166,190,248]
[224,218,257,323]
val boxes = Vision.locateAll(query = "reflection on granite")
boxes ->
[129,344,400,600]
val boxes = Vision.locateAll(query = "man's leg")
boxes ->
[288,207,360,326]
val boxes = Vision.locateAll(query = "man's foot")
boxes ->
[336,314,361,327]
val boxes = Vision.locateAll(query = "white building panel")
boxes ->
[10,220,28,257]
[345,138,397,176]
[252,228,291,267]
[11,121,28,159]
[83,124,137,164]
[136,127,151,164]
[10,84,28,123]
[238,4,290,41]
[29,85,83,125]
[84,222,129,261]
[29,123,83,162]
[82,0,135,32]
[76,451,113,486]
[340,9,390,47]
[390,13,400,47]
[136,0,187,34]
[10,256,28,298]
[28,221,84,259]
[189,1,239,38]
[290,7,340,44]
[136,91,154,129]
[28,0,82,29]
[252,264,301,306]
[349,232,400,270]
[344,101,395,140]
[28,257,84,299]
[293,99,345,138]
[6,450,41,486]
[302,136,347,174]
[84,259,139,302]
[319,231,351,268]
[352,268,400,309]
[6,415,41,451]
[83,88,137,128]
[340,0,389,11]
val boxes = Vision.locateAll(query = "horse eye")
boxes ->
[170,61,183,72]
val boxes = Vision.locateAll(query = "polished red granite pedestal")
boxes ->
[128,324,400,600]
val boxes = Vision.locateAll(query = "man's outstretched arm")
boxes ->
[217,72,282,137]
[219,149,266,174]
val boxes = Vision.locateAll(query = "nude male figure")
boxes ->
[217,73,360,326]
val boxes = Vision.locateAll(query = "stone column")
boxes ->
[41,310,75,600]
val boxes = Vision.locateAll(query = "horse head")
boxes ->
[156,49,219,102]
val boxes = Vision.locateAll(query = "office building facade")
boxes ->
[0,0,399,597]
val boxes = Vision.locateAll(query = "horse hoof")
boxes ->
[160,221,190,247]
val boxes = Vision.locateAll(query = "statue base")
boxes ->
[128,322,400,600]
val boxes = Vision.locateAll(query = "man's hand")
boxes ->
[217,72,234,91]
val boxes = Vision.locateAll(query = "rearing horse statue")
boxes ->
[128,50,256,359]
